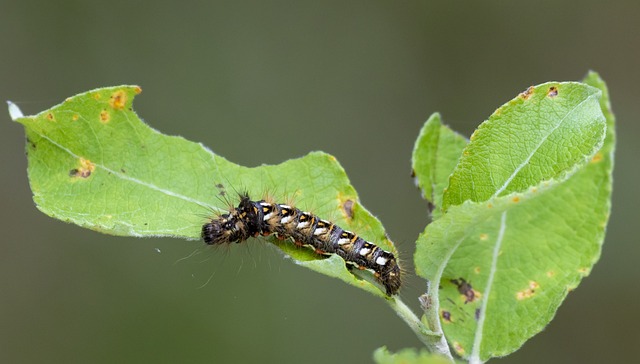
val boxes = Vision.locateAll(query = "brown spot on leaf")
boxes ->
[93,93,101,100]
[451,278,481,304]
[512,196,520,203]
[100,110,110,123]
[548,86,559,97]
[591,152,603,163]
[109,90,127,110]
[69,158,95,179]
[442,310,452,323]
[479,233,488,241]
[453,342,465,355]
[134,86,142,94]
[516,281,539,300]
[519,86,535,100]
[342,199,355,219]
[72,114,79,121]
[46,113,55,121]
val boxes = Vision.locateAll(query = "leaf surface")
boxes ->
[11,86,396,298]
[443,83,605,210]
[412,113,468,219]
[413,79,612,361]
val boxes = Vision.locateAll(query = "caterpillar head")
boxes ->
[202,213,249,245]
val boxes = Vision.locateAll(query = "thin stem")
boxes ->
[387,296,454,362]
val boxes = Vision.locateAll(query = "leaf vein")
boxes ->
[492,95,596,197]
[470,211,508,363]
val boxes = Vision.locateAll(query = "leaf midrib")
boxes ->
[32,126,216,211]
[492,94,597,198]
[469,211,508,363]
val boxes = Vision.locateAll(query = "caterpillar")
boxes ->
[201,194,402,295]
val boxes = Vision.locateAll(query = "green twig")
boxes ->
[387,296,454,362]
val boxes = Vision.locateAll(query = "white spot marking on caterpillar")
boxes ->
[375,257,388,266]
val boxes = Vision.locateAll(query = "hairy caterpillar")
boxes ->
[201,194,402,295]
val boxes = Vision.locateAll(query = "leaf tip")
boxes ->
[7,101,24,121]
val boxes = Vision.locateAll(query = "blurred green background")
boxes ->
[1,1,637,363]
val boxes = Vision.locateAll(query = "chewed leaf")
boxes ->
[443,82,605,210]
[414,76,613,361]
[10,86,396,298]
[412,113,468,219]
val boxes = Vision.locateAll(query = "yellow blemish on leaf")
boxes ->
[109,90,127,110]
[519,86,535,100]
[93,93,101,100]
[100,110,110,123]
[546,271,555,278]
[69,158,96,179]
[479,233,488,241]
[134,86,142,94]
[474,267,481,274]
[578,267,590,276]
[531,187,538,193]
[487,203,493,209]
[512,196,520,203]
[516,281,539,300]
[72,114,79,121]
[591,152,603,163]
[453,342,465,355]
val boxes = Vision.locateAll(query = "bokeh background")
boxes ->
[1,1,637,363]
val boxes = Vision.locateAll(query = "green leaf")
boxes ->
[414,79,612,361]
[373,347,457,364]
[10,86,397,298]
[442,82,605,211]
[412,113,468,219]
